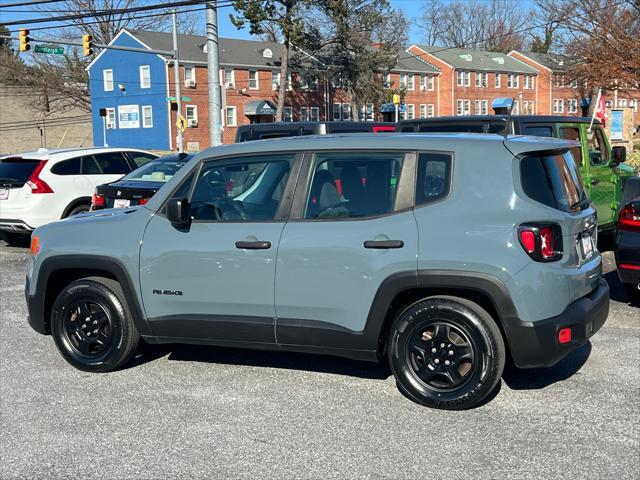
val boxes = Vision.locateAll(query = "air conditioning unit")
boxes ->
[225,82,235,89]
[420,85,427,91]
[185,79,196,87]
[187,119,198,127]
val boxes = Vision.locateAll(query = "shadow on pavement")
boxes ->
[604,270,638,306]
[502,341,591,390]
[128,341,392,380]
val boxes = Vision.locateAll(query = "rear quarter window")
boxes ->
[416,152,452,206]
[51,157,81,175]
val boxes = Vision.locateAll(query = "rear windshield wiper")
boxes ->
[0,178,21,184]
[571,196,592,211]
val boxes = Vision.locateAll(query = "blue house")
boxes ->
[87,30,170,150]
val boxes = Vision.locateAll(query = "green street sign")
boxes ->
[181,96,192,101]
[34,45,64,55]
[167,96,176,101]
[167,96,192,102]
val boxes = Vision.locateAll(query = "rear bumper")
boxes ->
[615,230,640,285]
[505,279,609,368]
[0,219,34,233]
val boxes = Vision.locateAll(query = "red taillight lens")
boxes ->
[558,327,572,344]
[91,192,105,208]
[373,125,395,133]
[138,198,149,205]
[26,160,53,194]
[518,223,563,262]
[540,227,554,259]
[619,263,640,271]
[618,204,640,232]
[519,230,536,253]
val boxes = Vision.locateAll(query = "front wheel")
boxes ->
[387,296,505,410]
[50,277,139,372]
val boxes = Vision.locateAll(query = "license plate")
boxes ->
[113,198,130,208]
[579,233,594,260]
[0,188,8,200]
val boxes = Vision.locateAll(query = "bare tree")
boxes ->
[417,0,528,52]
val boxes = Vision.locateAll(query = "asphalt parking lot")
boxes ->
[0,241,638,479]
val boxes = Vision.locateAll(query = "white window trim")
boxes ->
[332,103,341,121]
[284,106,293,122]
[300,106,309,122]
[427,104,434,117]
[456,71,463,87]
[464,72,471,87]
[407,103,415,119]
[224,68,235,88]
[139,65,150,89]
[495,73,501,88]
[225,106,237,126]
[249,69,259,90]
[407,74,415,91]
[186,104,198,123]
[103,69,113,92]
[419,103,427,118]
[184,66,196,85]
[475,72,481,88]
[310,106,320,121]
[142,105,153,128]
[105,107,116,129]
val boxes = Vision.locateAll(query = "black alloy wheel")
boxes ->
[61,300,114,357]
[388,296,505,410]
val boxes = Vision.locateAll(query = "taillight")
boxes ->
[373,125,395,133]
[518,223,563,262]
[138,198,149,205]
[618,204,640,232]
[26,160,53,194]
[91,192,105,209]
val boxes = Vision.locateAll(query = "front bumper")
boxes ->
[26,274,48,335]
[505,279,609,368]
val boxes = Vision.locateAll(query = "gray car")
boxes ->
[25,133,609,410]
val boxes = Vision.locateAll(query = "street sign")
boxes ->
[34,44,64,55]
[176,115,187,132]
[167,96,193,102]
[181,96,192,102]
[392,93,400,105]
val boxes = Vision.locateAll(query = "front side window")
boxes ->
[189,155,293,222]
[587,127,609,165]
[559,126,583,167]
[304,152,404,219]
[416,152,452,206]
[103,69,113,91]
[139,65,150,89]
[90,152,131,175]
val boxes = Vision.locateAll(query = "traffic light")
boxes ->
[82,34,93,56]
[19,29,30,52]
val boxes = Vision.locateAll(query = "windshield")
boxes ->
[124,155,192,182]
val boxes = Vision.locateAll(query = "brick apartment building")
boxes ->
[87,29,640,151]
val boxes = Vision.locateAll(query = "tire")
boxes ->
[50,276,139,372]
[66,204,90,217]
[0,230,31,247]
[624,283,640,305]
[387,295,505,410]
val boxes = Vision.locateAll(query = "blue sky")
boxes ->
[0,0,426,41]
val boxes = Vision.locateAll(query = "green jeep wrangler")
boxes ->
[399,115,639,233]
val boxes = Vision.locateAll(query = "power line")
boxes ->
[2,0,213,27]
[0,0,64,8]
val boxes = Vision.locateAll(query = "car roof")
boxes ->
[196,132,575,159]
[2,147,153,160]
[399,115,599,125]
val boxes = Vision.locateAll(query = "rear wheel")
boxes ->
[50,277,139,372]
[66,204,91,217]
[387,295,505,410]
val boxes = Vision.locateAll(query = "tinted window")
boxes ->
[0,158,40,184]
[51,157,81,175]
[523,126,553,137]
[81,156,102,174]
[587,127,609,165]
[418,124,485,133]
[416,153,452,205]
[189,155,292,221]
[128,152,157,168]
[91,152,131,174]
[521,151,588,212]
[125,155,192,183]
[558,127,583,167]
[304,153,404,219]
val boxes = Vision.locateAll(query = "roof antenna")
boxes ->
[501,97,517,137]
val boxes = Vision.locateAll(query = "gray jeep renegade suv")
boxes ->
[25,133,609,410]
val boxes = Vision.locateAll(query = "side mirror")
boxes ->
[166,197,190,227]
[611,146,626,167]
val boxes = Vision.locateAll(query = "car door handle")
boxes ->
[590,178,600,186]
[363,240,404,249]
[235,240,271,250]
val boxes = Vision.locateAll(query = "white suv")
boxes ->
[0,147,157,244]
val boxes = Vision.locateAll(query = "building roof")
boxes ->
[514,52,573,72]
[393,50,439,74]
[415,45,538,74]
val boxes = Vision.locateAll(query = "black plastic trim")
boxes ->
[147,314,275,343]
[27,255,152,336]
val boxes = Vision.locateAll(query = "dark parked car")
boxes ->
[91,152,193,210]
[235,121,396,142]
[615,199,640,303]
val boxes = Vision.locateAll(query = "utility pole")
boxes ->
[206,2,223,146]
[172,10,183,152]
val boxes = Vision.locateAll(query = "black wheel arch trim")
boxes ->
[28,255,152,336]
[61,197,92,219]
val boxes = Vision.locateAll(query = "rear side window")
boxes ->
[558,127,583,167]
[51,157,81,175]
[304,153,404,219]
[0,158,41,184]
[91,152,131,174]
[523,126,553,137]
[520,151,587,212]
[416,152,452,206]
